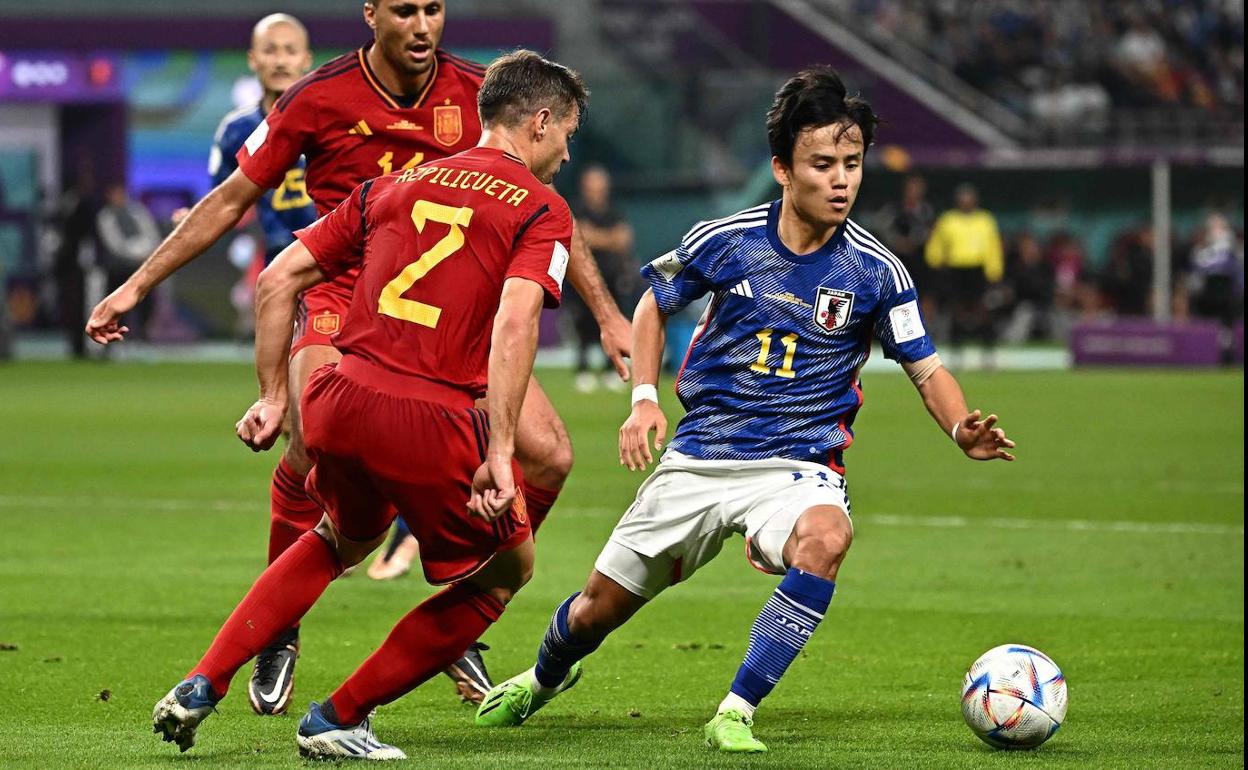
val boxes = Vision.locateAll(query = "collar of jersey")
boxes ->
[766,199,846,265]
[358,42,438,110]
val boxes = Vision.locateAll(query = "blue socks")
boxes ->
[534,593,603,689]
[727,568,835,714]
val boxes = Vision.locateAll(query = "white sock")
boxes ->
[529,668,559,698]
[717,691,757,720]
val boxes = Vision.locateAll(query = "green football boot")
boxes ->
[474,663,582,728]
[704,710,768,753]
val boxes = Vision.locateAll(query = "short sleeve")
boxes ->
[508,199,573,309]
[874,279,937,363]
[294,180,369,279]
[208,118,241,188]
[237,95,315,191]
[640,223,731,315]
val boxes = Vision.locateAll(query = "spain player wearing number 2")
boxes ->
[151,51,586,760]
[87,0,631,714]
[476,68,1017,753]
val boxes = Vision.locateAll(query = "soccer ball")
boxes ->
[960,644,1067,750]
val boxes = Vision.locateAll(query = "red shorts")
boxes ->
[290,274,354,358]
[300,356,530,584]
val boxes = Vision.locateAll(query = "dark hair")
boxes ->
[766,67,878,165]
[478,50,589,129]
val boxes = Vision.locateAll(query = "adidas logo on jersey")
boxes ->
[728,279,754,299]
[348,120,374,136]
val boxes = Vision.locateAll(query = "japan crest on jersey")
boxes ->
[813,287,854,333]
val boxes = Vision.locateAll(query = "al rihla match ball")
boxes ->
[960,644,1067,750]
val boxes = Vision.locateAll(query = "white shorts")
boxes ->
[594,450,851,599]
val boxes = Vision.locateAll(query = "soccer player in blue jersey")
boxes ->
[475,67,1016,753]
[208,14,317,265]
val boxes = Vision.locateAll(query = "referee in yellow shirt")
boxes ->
[925,183,1003,361]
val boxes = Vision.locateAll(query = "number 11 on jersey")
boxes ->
[751,329,799,378]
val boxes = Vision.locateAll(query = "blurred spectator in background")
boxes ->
[1183,213,1244,363]
[568,164,639,392]
[96,183,162,339]
[53,170,99,359]
[876,173,936,319]
[1100,224,1154,316]
[925,183,1004,363]
[1001,232,1055,343]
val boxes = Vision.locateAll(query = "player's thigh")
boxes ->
[511,376,573,486]
[285,343,342,470]
[740,465,852,576]
[305,453,394,563]
[464,535,535,606]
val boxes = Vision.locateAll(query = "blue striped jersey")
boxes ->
[209,103,317,263]
[642,199,936,470]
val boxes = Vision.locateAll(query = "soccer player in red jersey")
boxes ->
[152,50,586,760]
[86,0,630,711]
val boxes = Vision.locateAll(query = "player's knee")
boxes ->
[312,515,384,568]
[568,587,628,640]
[790,513,853,578]
[524,432,574,490]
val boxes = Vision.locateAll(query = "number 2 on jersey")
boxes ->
[377,200,474,328]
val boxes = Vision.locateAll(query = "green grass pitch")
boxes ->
[0,362,1242,768]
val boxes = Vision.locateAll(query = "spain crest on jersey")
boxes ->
[433,105,462,146]
[312,312,341,336]
[813,287,854,333]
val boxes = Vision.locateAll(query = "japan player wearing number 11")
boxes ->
[151,51,586,760]
[476,67,1017,753]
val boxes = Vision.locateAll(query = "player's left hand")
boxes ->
[955,409,1016,461]
[598,311,632,381]
[235,398,286,452]
[468,452,516,522]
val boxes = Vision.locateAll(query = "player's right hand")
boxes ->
[619,400,667,472]
[235,398,286,452]
[468,452,516,522]
[85,284,141,345]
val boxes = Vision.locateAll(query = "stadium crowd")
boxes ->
[851,0,1245,135]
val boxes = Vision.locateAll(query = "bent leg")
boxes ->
[512,376,573,533]
[268,343,341,563]
[326,539,535,726]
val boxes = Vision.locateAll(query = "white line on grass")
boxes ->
[0,495,1240,536]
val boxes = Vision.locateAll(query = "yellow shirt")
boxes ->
[924,209,1004,282]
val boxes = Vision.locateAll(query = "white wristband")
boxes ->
[951,421,961,444]
[631,384,659,406]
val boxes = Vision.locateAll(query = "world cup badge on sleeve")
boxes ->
[813,287,855,333]
[433,104,463,146]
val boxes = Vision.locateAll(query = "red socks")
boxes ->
[327,583,505,725]
[522,482,560,536]
[269,458,324,564]
[190,531,343,697]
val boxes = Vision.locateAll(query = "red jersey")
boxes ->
[295,146,571,399]
[238,44,484,215]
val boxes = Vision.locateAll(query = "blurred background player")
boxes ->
[152,50,585,760]
[476,67,1015,753]
[924,183,1005,367]
[568,164,639,392]
[85,0,631,713]
[95,182,161,339]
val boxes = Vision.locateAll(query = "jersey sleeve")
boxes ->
[507,198,573,309]
[873,273,937,363]
[294,180,370,279]
[236,95,316,191]
[640,224,732,315]
[208,117,242,188]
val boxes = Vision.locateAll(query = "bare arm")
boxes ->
[619,289,670,471]
[235,240,326,452]
[905,357,1015,461]
[86,169,266,344]
[567,221,632,380]
[468,277,547,520]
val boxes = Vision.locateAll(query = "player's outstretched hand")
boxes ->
[85,284,141,345]
[235,398,286,452]
[599,312,633,382]
[468,453,516,522]
[956,409,1016,461]
[619,400,668,472]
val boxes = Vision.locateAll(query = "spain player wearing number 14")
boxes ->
[151,51,587,760]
